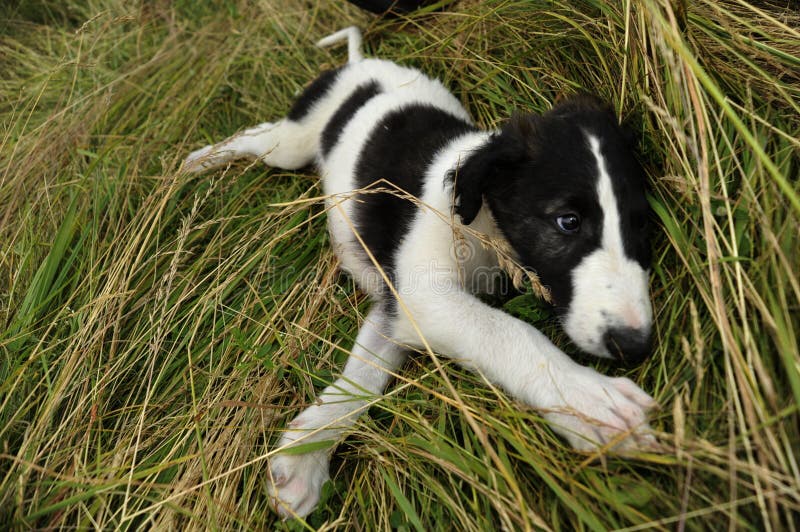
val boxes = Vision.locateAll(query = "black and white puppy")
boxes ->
[185,27,657,518]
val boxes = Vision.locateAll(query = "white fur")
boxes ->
[183,27,656,519]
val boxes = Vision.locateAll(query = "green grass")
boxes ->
[1,0,798,529]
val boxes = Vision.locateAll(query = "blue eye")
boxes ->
[555,213,581,234]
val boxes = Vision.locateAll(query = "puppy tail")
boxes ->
[316,26,364,64]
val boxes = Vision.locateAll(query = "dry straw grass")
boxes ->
[1,0,798,529]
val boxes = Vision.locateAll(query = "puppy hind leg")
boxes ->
[184,63,371,174]
[268,305,407,519]
[183,120,316,173]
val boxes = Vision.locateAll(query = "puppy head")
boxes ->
[455,95,653,365]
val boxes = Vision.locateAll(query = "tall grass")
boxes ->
[1,0,798,529]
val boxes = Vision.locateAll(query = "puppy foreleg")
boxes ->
[396,290,657,452]
[268,305,407,519]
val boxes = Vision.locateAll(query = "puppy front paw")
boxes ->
[268,450,330,519]
[543,370,658,453]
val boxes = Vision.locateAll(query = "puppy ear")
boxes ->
[452,140,497,225]
[551,92,609,116]
[453,113,536,225]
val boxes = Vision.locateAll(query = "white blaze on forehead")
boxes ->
[561,132,652,358]
[587,134,624,260]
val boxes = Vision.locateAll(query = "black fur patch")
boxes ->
[453,95,650,310]
[320,81,382,157]
[287,68,341,122]
[353,104,476,292]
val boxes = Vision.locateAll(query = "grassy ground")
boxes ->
[1,0,799,529]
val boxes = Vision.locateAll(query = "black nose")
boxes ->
[603,327,652,366]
